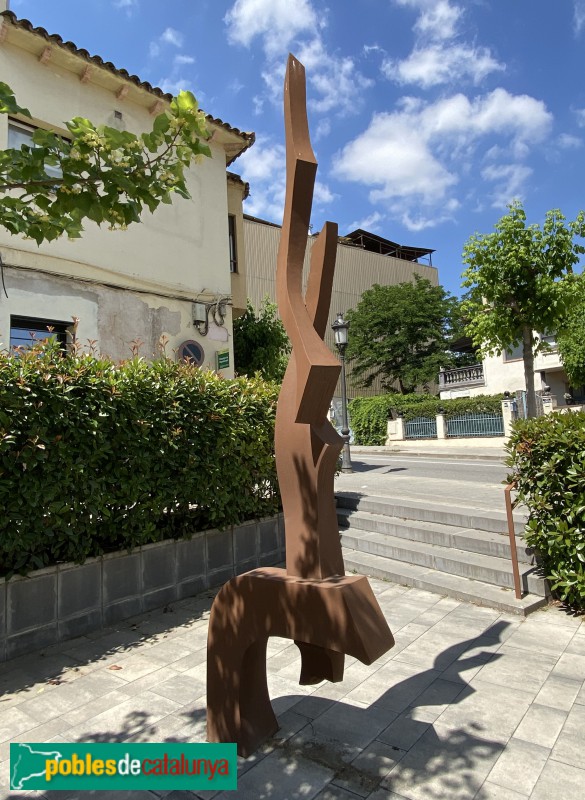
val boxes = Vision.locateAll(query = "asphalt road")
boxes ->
[344,453,510,487]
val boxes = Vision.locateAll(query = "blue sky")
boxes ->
[8,0,585,296]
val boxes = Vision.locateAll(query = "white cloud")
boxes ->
[113,0,138,13]
[333,89,551,230]
[225,0,372,117]
[161,28,184,48]
[225,0,318,58]
[413,0,462,41]
[573,107,585,127]
[481,164,532,208]
[558,133,582,149]
[346,211,384,233]
[237,136,333,223]
[387,0,503,88]
[575,0,585,34]
[174,54,195,66]
[382,44,504,88]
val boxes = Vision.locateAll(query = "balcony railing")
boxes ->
[439,364,485,390]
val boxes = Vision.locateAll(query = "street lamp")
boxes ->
[331,312,353,473]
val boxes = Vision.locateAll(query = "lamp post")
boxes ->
[331,312,353,473]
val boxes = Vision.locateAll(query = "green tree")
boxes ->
[233,298,291,382]
[462,202,585,417]
[0,81,210,244]
[557,273,585,389]
[345,275,454,394]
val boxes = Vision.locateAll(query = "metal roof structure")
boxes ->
[341,228,434,264]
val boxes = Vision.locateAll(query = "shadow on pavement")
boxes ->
[6,620,510,799]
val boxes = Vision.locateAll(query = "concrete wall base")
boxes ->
[0,515,284,663]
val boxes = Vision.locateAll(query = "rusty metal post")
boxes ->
[504,483,522,600]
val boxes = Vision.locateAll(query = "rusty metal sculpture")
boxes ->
[206,54,394,758]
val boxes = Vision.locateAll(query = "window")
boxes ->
[539,331,557,349]
[503,342,524,362]
[8,120,63,181]
[10,316,70,352]
[228,215,238,273]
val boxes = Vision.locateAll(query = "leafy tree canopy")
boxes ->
[557,273,585,388]
[461,201,585,416]
[345,275,455,394]
[233,298,290,383]
[0,81,211,244]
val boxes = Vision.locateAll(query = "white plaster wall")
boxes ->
[0,31,236,374]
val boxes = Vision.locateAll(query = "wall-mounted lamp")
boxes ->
[192,298,230,337]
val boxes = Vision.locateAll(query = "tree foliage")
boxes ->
[345,275,455,394]
[233,298,291,382]
[462,201,585,416]
[557,274,585,388]
[0,81,210,244]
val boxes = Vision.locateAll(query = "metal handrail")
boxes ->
[504,482,522,599]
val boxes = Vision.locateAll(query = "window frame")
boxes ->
[228,214,238,274]
[9,315,71,353]
[7,118,64,181]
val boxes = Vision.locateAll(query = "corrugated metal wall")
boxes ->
[243,217,439,398]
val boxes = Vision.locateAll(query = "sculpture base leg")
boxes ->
[207,567,394,757]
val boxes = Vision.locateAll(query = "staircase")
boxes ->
[337,492,549,615]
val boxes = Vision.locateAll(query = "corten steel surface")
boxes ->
[207,54,394,758]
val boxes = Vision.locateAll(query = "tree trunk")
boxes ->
[522,325,537,418]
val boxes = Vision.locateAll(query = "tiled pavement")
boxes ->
[1,581,583,800]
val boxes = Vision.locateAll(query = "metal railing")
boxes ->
[438,364,485,389]
[446,413,505,438]
[404,416,437,439]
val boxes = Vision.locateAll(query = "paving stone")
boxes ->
[533,674,582,711]
[377,709,433,751]
[290,699,393,762]
[66,689,183,742]
[214,750,334,800]
[565,632,585,656]
[16,669,127,723]
[471,644,557,694]
[150,672,206,703]
[530,759,585,800]
[380,722,503,800]
[550,702,585,769]
[290,694,336,721]
[503,617,577,656]
[60,689,132,727]
[512,703,567,749]
[435,678,534,744]
[486,737,548,796]
[314,786,367,800]
[0,706,42,744]
[475,782,529,799]
[344,661,441,713]
[552,652,585,681]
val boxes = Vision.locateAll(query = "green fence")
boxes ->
[446,413,504,438]
[404,416,438,439]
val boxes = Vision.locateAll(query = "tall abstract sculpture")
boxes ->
[206,55,394,758]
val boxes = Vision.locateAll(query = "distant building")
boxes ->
[242,213,438,397]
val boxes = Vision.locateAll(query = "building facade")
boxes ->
[0,7,253,376]
[242,214,438,398]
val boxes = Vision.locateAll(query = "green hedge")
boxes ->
[349,393,504,446]
[507,411,585,609]
[0,341,280,577]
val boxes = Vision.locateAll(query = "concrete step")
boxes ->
[336,492,526,535]
[342,548,548,617]
[337,508,535,564]
[339,528,546,596]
